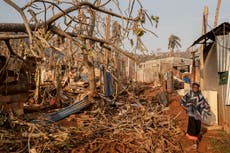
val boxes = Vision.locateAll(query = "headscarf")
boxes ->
[192,82,200,88]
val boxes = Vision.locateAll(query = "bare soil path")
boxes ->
[168,94,230,153]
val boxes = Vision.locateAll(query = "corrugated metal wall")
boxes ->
[209,32,230,133]
[227,42,230,105]
[217,34,230,72]
[226,69,230,105]
[217,33,230,105]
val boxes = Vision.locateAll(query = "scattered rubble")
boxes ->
[0,83,183,153]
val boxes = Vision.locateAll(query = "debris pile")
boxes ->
[0,85,183,153]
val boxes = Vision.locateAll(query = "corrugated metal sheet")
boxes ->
[227,52,230,105]
[226,69,230,105]
[217,33,230,72]
[217,33,230,105]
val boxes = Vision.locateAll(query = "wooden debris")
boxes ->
[0,86,183,152]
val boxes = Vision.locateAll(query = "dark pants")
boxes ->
[187,116,201,137]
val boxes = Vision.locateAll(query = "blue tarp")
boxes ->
[105,71,112,97]
[44,97,91,123]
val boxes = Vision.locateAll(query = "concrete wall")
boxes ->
[136,63,160,83]
[143,66,159,83]
[136,57,192,83]
[137,69,144,82]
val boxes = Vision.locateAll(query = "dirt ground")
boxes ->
[57,86,230,153]
[57,85,230,153]
[167,93,230,153]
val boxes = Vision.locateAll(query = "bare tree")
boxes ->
[1,0,157,97]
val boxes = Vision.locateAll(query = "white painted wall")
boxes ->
[202,90,218,125]
[203,46,218,90]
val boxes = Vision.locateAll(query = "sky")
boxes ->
[0,0,230,53]
[141,0,230,52]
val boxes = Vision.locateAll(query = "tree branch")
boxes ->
[43,1,138,26]
[0,23,136,61]
[79,35,137,61]
[3,0,36,56]
[0,23,35,32]
[0,34,29,40]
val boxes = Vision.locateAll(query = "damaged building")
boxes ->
[192,22,230,133]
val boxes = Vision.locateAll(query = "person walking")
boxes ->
[180,82,210,149]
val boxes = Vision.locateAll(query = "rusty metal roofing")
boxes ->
[191,22,230,46]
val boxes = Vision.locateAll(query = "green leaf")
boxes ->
[140,47,146,52]
[151,16,159,28]
[133,28,146,37]
[81,44,86,50]
[151,16,159,21]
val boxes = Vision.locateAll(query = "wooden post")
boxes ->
[200,6,208,90]
[104,14,110,69]
[103,14,111,96]
[214,0,221,28]
[134,62,137,82]
[85,8,97,96]
[68,39,73,67]
[113,21,122,93]
[167,68,173,93]
[127,57,130,79]
[56,60,62,107]
[34,60,41,101]
[191,50,197,83]
[115,42,119,94]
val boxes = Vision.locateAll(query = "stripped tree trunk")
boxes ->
[103,14,111,96]
[34,61,41,101]
[55,60,62,107]
[200,6,208,90]
[85,8,96,96]
[214,0,221,28]
[104,13,110,69]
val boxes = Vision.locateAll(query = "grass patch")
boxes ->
[209,131,230,153]
[218,130,227,137]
